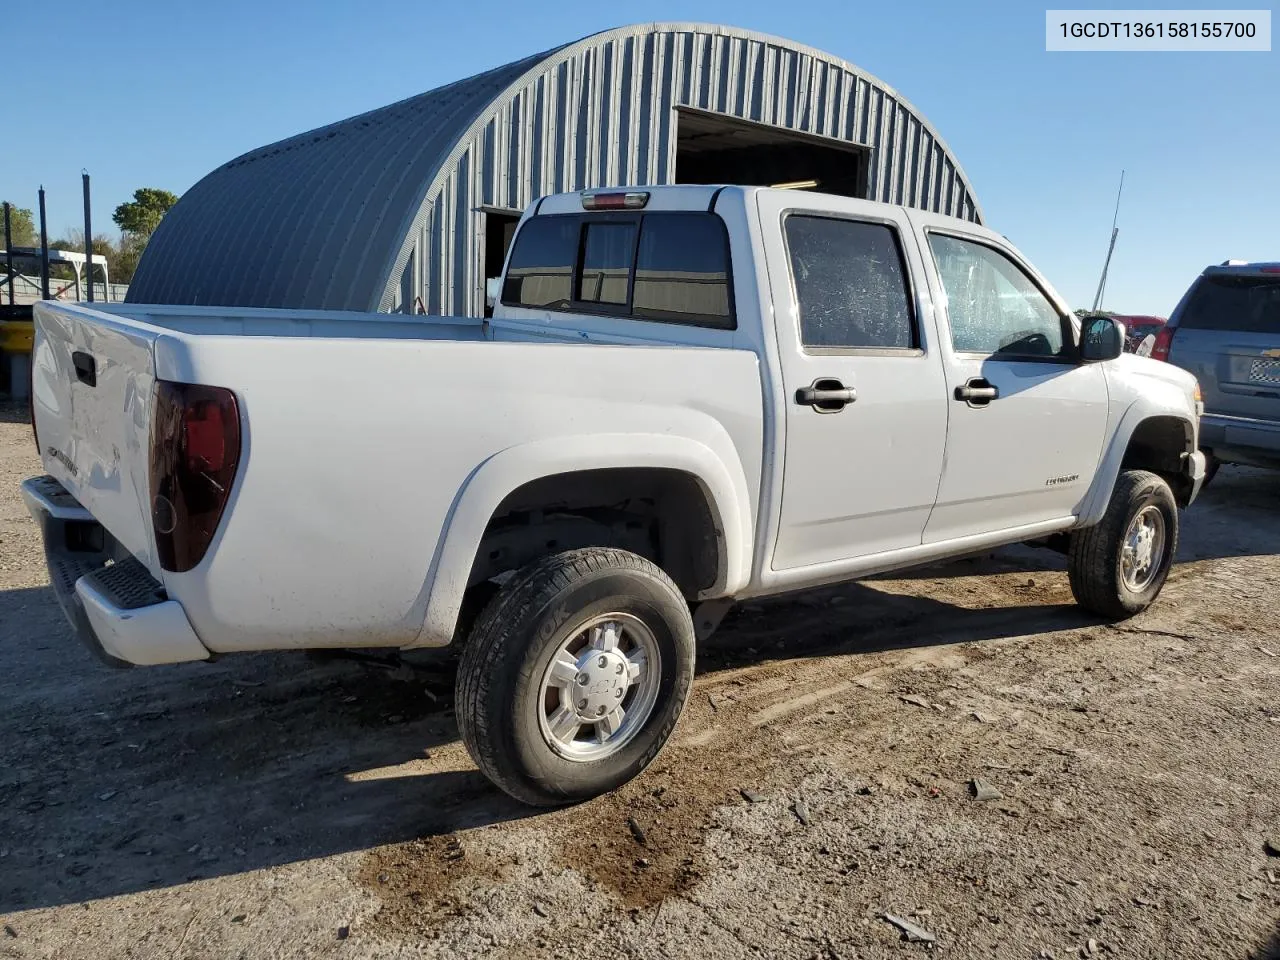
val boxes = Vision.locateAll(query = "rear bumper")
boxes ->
[1200,412,1280,468]
[20,476,211,667]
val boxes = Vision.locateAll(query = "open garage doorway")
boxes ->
[482,208,521,316]
[675,108,869,198]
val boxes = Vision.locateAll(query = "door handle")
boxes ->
[796,378,857,413]
[954,377,998,406]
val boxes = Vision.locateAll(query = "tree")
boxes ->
[46,230,118,284]
[112,188,178,237]
[51,228,117,261]
[1,203,36,247]
[113,234,148,284]
[110,187,179,284]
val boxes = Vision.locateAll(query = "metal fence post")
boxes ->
[83,172,94,303]
[38,187,51,300]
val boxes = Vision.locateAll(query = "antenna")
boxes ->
[1091,170,1125,312]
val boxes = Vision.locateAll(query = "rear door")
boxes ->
[31,301,161,569]
[908,215,1110,542]
[1168,270,1280,422]
[757,192,949,570]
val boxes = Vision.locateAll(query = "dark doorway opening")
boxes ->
[483,209,521,317]
[675,108,869,199]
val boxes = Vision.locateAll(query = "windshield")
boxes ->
[1181,274,1280,333]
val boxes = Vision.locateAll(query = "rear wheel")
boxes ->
[456,547,695,806]
[1068,470,1178,619]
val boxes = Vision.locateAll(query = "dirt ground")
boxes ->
[1,402,1277,960]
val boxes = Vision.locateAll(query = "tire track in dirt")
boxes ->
[351,584,1078,942]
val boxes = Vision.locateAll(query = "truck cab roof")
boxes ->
[529,183,982,230]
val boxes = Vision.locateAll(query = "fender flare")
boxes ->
[1076,400,1196,527]
[412,433,754,646]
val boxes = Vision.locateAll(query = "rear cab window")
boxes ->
[501,212,735,329]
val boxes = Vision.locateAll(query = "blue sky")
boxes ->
[4,0,1275,314]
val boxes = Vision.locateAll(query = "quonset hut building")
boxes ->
[127,22,983,317]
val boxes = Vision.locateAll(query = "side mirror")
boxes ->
[1080,315,1123,363]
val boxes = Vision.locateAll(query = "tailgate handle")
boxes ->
[72,351,97,388]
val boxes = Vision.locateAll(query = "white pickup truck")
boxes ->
[23,185,1205,805]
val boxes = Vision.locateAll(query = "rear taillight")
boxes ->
[149,381,241,573]
[1150,326,1176,362]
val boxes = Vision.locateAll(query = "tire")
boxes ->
[456,547,695,807]
[1068,469,1179,620]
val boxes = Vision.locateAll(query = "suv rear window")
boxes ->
[501,212,734,329]
[1180,274,1280,334]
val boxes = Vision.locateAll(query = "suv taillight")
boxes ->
[1150,326,1176,362]
[149,381,241,573]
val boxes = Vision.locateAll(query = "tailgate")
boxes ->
[31,301,161,571]
[1170,329,1280,420]
[1169,271,1280,421]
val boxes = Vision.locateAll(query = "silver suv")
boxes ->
[1161,261,1280,475]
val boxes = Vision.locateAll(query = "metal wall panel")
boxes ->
[127,23,981,316]
[390,25,983,317]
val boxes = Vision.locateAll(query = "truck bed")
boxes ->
[29,298,764,656]
[87,302,487,341]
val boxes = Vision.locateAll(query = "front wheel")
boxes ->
[455,547,695,806]
[1068,469,1179,619]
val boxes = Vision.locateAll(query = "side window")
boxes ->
[927,234,1068,358]
[576,221,636,306]
[784,216,916,350]
[501,217,578,308]
[633,213,733,327]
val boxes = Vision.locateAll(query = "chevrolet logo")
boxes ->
[1264,349,1280,358]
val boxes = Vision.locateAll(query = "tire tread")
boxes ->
[1068,469,1177,620]
[456,548,689,806]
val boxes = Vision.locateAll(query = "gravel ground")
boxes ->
[1,403,1277,959]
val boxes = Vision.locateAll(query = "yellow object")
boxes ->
[0,320,34,355]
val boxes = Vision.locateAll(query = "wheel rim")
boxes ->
[1120,504,1167,592]
[536,612,662,762]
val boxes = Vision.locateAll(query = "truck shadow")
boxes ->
[4,445,1279,916]
[0,400,32,425]
[0,556,1113,915]
[1258,924,1280,960]
[884,463,1280,579]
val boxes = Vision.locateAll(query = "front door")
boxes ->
[758,193,949,571]
[914,223,1110,543]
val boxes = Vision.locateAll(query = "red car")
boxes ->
[1111,314,1168,355]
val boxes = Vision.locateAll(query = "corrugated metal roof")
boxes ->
[127,23,982,314]
[127,48,557,310]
